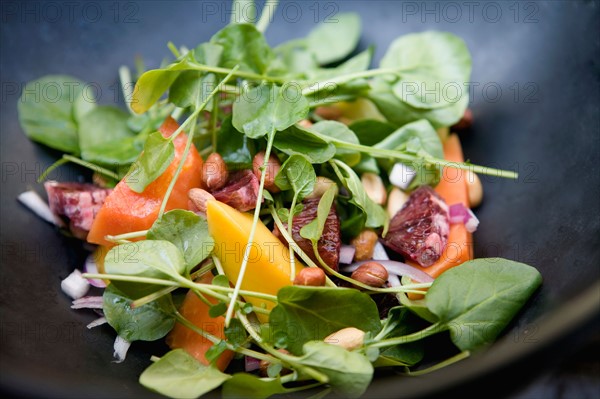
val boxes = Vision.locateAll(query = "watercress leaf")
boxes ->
[299,341,373,398]
[131,58,190,114]
[272,39,318,79]
[80,136,141,169]
[332,160,388,233]
[205,340,229,363]
[349,119,397,146]
[210,23,273,74]
[191,42,224,66]
[222,373,288,399]
[396,278,438,323]
[224,318,248,347]
[273,124,336,164]
[274,154,316,199]
[307,46,373,81]
[104,240,186,298]
[125,131,174,193]
[17,75,89,154]
[373,307,424,367]
[310,121,361,166]
[209,302,228,318]
[232,83,309,138]
[306,13,361,65]
[102,284,175,342]
[353,154,380,175]
[269,286,381,355]
[426,258,542,352]
[380,31,471,110]
[299,184,337,244]
[139,349,230,399]
[216,116,255,169]
[373,119,443,159]
[147,209,215,272]
[212,274,231,288]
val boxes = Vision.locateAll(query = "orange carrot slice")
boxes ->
[87,117,203,246]
[166,273,234,371]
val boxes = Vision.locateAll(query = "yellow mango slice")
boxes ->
[206,200,303,322]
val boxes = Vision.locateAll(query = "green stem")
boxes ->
[369,323,445,349]
[404,351,470,376]
[286,194,298,282]
[224,129,277,326]
[37,158,69,183]
[118,65,135,115]
[256,0,279,33]
[301,68,398,97]
[188,62,285,84]
[210,95,220,153]
[104,229,148,242]
[158,66,239,217]
[62,155,120,180]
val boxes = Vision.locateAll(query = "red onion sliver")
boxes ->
[71,296,104,309]
[343,260,434,283]
[449,203,479,232]
[87,317,107,329]
[387,273,401,287]
[464,208,479,233]
[61,269,90,299]
[339,245,356,264]
[372,242,390,261]
[17,190,64,227]
[84,254,107,288]
[245,356,261,372]
[113,336,131,363]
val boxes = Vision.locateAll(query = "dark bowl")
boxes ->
[1,1,598,398]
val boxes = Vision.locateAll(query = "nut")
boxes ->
[306,176,338,199]
[351,262,388,287]
[466,170,483,207]
[451,108,473,131]
[297,119,313,128]
[188,188,215,213]
[314,105,343,121]
[253,151,281,193]
[350,230,379,261]
[386,187,409,218]
[259,349,291,377]
[293,267,326,286]
[202,153,228,190]
[361,173,387,205]
[324,327,365,351]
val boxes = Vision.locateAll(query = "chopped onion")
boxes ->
[113,336,131,363]
[372,242,390,261]
[339,245,356,264]
[387,273,401,287]
[61,269,90,299]
[389,163,416,191]
[449,203,480,233]
[71,296,103,309]
[342,260,434,283]
[17,190,64,227]
[84,254,107,288]
[87,317,107,329]
[245,356,261,372]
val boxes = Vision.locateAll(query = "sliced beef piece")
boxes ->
[274,197,341,271]
[211,169,261,212]
[382,185,449,267]
[44,181,112,239]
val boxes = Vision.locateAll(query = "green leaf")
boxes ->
[374,119,443,159]
[273,124,336,164]
[211,23,273,74]
[307,46,373,81]
[426,258,542,352]
[139,349,230,399]
[104,240,186,298]
[102,284,175,342]
[272,39,318,79]
[232,83,309,138]
[373,307,424,367]
[222,373,288,399]
[310,121,361,166]
[224,318,248,347]
[299,341,373,398]
[299,184,337,244]
[209,302,228,318]
[205,340,228,363]
[269,286,381,355]
[17,75,90,154]
[147,209,215,272]
[332,160,388,233]
[380,31,471,110]
[125,131,174,193]
[306,13,361,65]
[274,154,316,199]
[216,116,255,169]
[349,119,397,146]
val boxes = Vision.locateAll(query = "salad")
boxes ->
[17,2,542,398]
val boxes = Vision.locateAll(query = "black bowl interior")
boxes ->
[1,1,599,398]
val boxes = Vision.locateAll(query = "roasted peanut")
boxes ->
[297,119,313,128]
[466,170,483,207]
[293,267,326,286]
[253,151,281,193]
[361,173,387,205]
[314,105,343,120]
[351,230,379,261]
[324,327,365,351]
[188,188,215,213]
[351,261,388,287]
[386,187,409,218]
[306,176,338,199]
[202,153,228,190]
